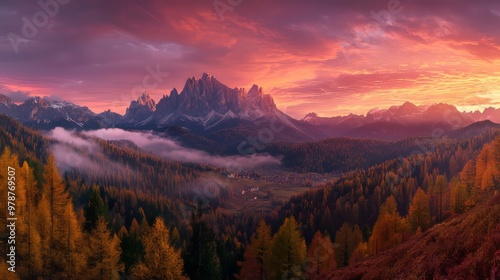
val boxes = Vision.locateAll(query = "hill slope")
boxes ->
[326,192,500,279]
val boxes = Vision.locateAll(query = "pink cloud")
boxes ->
[0,0,499,117]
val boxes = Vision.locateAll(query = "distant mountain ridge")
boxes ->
[0,95,104,129]
[303,101,500,139]
[304,101,500,127]
[1,73,500,143]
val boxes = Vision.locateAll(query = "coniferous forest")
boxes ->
[1,2,500,279]
[0,109,500,279]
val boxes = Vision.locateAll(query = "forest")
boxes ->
[0,114,499,279]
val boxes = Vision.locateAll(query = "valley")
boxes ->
[2,1,500,278]
[199,168,337,213]
[1,97,500,279]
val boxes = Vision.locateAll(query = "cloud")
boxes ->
[45,127,281,172]
[46,127,95,150]
[1,0,499,117]
[44,128,129,176]
[82,128,281,170]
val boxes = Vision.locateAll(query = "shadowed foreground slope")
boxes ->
[325,192,500,279]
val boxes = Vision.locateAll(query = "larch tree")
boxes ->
[460,160,476,187]
[87,218,123,280]
[334,223,362,267]
[494,137,500,182]
[171,226,181,249]
[0,262,20,280]
[433,175,448,223]
[132,217,186,280]
[42,155,85,278]
[349,242,369,264]
[17,161,43,278]
[475,144,493,190]
[267,217,307,280]
[408,188,431,232]
[36,188,52,277]
[0,148,14,231]
[450,178,468,214]
[238,220,272,280]
[306,231,336,279]
[460,160,478,206]
[368,196,405,255]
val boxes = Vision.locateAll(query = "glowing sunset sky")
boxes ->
[1,0,499,118]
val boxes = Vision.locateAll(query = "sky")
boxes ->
[1,0,499,118]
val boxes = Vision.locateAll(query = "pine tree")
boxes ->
[87,218,123,279]
[408,188,431,232]
[306,231,336,279]
[84,185,108,232]
[120,220,144,274]
[185,208,221,280]
[267,217,307,280]
[238,220,272,280]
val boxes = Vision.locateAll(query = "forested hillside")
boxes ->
[0,114,499,279]
[236,132,500,279]
[265,125,500,173]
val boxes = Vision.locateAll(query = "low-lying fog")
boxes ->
[46,128,281,172]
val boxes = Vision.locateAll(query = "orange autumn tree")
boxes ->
[41,155,86,278]
[450,178,468,214]
[334,223,362,267]
[17,161,43,277]
[237,220,272,280]
[408,188,431,232]
[306,231,336,279]
[429,175,449,223]
[267,217,307,280]
[368,196,406,255]
[495,137,500,181]
[86,218,123,279]
[132,217,186,280]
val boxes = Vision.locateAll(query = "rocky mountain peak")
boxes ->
[25,96,49,107]
[247,84,262,98]
[201,72,214,81]
[0,94,13,105]
[302,112,318,121]
[136,92,156,110]
[124,92,157,122]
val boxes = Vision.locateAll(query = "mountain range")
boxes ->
[1,73,499,143]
